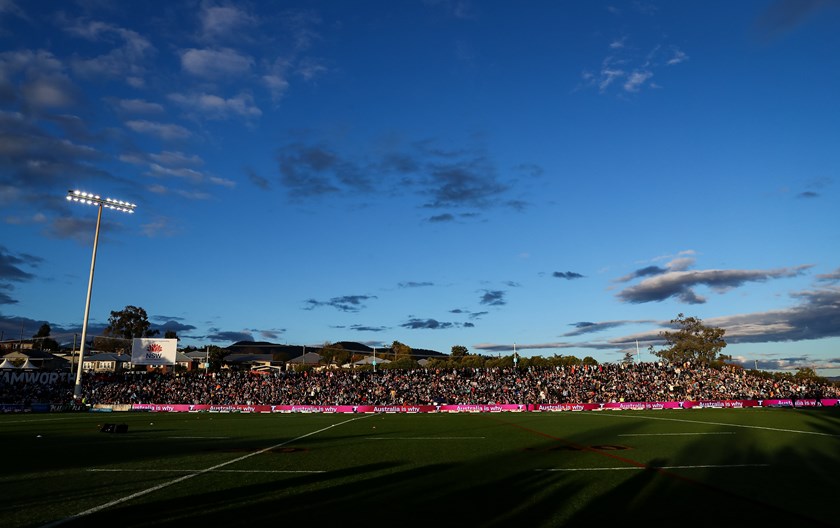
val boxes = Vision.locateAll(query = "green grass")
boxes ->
[1,408,839,527]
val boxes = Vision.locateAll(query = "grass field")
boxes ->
[1,408,839,528]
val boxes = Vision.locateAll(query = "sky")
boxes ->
[1,0,839,376]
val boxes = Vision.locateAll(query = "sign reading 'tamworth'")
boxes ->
[131,338,177,366]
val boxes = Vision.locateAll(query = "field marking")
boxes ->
[618,432,735,436]
[583,412,840,437]
[483,413,830,526]
[168,436,230,439]
[89,468,325,474]
[537,463,770,472]
[366,436,485,440]
[42,413,374,527]
[0,416,79,425]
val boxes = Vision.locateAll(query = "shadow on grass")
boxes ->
[12,408,840,528]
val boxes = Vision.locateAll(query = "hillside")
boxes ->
[225,340,446,360]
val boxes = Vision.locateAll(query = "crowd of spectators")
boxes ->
[3,361,838,407]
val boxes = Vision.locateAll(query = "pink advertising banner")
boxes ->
[124,399,839,413]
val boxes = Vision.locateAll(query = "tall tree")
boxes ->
[105,305,159,340]
[33,323,59,351]
[391,340,412,360]
[451,345,468,358]
[321,342,351,366]
[652,313,729,366]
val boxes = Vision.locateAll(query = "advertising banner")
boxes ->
[131,338,177,365]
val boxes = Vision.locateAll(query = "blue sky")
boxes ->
[1,0,839,375]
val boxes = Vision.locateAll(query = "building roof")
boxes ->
[286,352,322,364]
[86,353,131,362]
[344,355,392,367]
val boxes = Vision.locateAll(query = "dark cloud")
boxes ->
[714,286,840,343]
[562,320,638,337]
[423,159,507,209]
[303,294,376,312]
[449,308,489,320]
[398,281,433,288]
[275,138,524,216]
[0,247,43,305]
[614,265,667,283]
[205,330,253,343]
[479,289,506,306]
[246,166,270,190]
[428,213,455,223]
[0,246,40,282]
[755,0,839,40]
[816,268,840,283]
[378,152,419,173]
[153,320,196,334]
[152,314,186,322]
[512,163,544,178]
[348,324,387,332]
[258,329,283,339]
[400,318,456,329]
[276,143,370,197]
[797,191,819,199]
[553,271,584,280]
[449,308,487,320]
[617,266,812,304]
[0,312,86,341]
[474,341,577,353]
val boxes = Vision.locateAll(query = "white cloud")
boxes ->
[22,77,75,107]
[667,49,688,65]
[149,150,203,167]
[116,98,164,114]
[125,120,191,140]
[180,48,253,78]
[200,5,257,40]
[168,92,261,119]
[624,70,653,92]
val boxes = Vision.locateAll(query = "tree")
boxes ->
[794,367,819,380]
[451,345,468,358]
[651,313,729,366]
[105,305,159,340]
[164,330,178,340]
[33,323,60,351]
[320,342,351,366]
[207,345,227,372]
[391,340,412,361]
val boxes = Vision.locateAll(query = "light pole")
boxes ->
[66,190,136,400]
[513,342,518,368]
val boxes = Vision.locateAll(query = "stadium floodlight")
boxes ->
[66,190,136,400]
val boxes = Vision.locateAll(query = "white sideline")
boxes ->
[583,411,840,437]
[41,414,373,527]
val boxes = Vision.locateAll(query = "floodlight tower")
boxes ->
[66,190,136,400]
